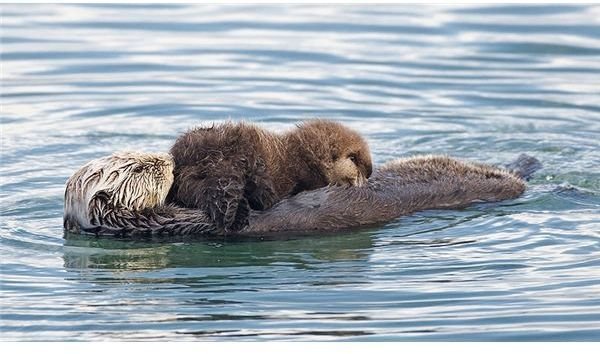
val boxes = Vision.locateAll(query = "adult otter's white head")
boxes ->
[64,151,174,232]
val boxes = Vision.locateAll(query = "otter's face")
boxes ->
[328,147,372,187]
[293,119,373,188]
[317,122,372,187]
[111,152,174,211]
[64,151,176,231]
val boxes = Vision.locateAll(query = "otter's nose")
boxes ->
[363,164,373,179]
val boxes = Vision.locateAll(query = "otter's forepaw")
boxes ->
[204,178,251,234]
[207,196,250,234]
[227,197,250,234]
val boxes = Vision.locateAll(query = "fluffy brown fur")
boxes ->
[168,119,372,233]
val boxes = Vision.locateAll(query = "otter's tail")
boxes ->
[505,154,542,181]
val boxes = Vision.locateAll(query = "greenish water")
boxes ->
[1,4,600,341]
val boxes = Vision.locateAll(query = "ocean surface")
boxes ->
[1,4,600,341]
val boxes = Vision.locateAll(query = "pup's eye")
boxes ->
[348,153,358,163]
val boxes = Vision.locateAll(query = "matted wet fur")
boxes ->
[63,152,541,237]
[244,154,534,235]
[63,152,215,236]
[168,119,373,233]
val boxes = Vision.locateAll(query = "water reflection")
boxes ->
[62,231,375,270]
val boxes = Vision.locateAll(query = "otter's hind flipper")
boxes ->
[505,154,542,181]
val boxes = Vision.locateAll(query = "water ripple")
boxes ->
[1,3,600,341]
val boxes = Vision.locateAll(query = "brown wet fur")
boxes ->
[243,155,529,235]
[168,119,372,233]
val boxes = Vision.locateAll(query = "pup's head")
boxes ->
[294,120,372,187]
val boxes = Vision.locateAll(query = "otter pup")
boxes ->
[168,119,373,233]
[63,152,541,237]
[63,152,215,236]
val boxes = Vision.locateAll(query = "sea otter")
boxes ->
[168,120,373,233]
[63,152,215,236]
[63,151,541,237]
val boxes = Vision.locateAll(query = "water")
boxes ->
[1,4,600,341]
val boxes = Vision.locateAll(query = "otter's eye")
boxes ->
[132,165,144,174]
[348,153,358,164]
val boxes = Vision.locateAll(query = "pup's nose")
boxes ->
[359,162,372,179]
